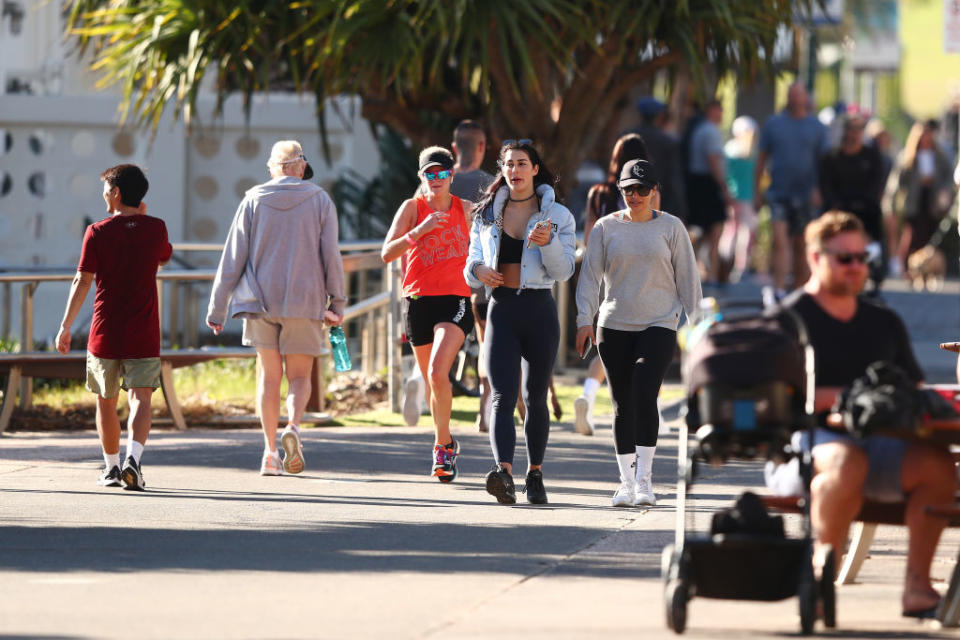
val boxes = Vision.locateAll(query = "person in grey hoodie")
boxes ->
[576,159,701,508]
[207,140,346,476]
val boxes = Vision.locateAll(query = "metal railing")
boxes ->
[0,242,401,412]
[1,239,583,415]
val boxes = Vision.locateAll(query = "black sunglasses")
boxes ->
[824,250,870,265]
[621,185,652,197]
[502,138,532,147]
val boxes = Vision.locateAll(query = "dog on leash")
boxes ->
[906,244,946,292]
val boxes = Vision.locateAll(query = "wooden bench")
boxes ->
[0,348,257,433]
[762,495,960,588]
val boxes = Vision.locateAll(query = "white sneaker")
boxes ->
[634,474,656,506]
[612,481,635,507]
[280,425,305,474]
[573,396,594,435]
[260,451,282,476]
[402,376,423,426]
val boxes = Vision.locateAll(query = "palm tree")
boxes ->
[66,0,813,190]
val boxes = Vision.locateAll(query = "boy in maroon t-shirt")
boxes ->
[55,164,172,490]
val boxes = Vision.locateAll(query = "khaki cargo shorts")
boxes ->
[242,316,326,356]
[86,353,161,398]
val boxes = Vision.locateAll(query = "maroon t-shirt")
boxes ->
[77,214,173,359]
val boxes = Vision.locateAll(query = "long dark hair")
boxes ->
[474,141,557,219]
[589,133,648,218]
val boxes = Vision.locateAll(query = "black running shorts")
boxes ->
[404,295,474,347]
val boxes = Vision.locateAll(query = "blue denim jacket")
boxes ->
[463,184,577,295]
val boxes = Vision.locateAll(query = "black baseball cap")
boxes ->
[418,147,455,172]
[303,162,314,180]
[619,159,658,189]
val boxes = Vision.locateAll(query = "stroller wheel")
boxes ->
[661,544,676,583]
[820,546,837,628]
[665,579,688,634]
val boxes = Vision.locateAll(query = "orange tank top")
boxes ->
[402,194,472,297]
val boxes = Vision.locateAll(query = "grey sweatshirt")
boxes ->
[575,211,702,332]
[206,176,346,325]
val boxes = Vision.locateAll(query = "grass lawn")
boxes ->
[21,357,685,429]
[331,380,685,428]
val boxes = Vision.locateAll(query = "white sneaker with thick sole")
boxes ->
[573,396,594,436]
[260,452,282,476]
[634,474,656,506]
[612,481,635,507]
[402,376,423,426]
[280,426,305,474]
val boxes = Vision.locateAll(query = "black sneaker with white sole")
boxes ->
[485,464,516,504]
[97,465,122,487]
[120,456,146,491]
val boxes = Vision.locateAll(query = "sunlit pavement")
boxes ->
[2,412,959,638]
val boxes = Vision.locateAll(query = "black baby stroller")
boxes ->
[662,300,836,635]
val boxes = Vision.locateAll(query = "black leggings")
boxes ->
[485,287,559,467]
[597,326,677,453]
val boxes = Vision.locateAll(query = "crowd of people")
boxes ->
[54,91,959,617]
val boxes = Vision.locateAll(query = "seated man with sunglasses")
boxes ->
[777,210,956,618]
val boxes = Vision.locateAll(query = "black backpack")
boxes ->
[833,361,922,438]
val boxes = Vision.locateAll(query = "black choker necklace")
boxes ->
[509,192,536,202]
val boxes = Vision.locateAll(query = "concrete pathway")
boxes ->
[2,414,959,638]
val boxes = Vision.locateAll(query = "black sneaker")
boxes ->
[523,469,548,504]
[97,465,122,487]
[120,456,146,491]
[485,464,516,505]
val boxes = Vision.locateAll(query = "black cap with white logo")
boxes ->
[618,159,658,189]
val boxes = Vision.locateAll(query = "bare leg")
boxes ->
[901,442,957,613]
[126,387,153,446]
[549,376,562,421]
[587,355,605,383]
[791,234,809,290]
[771,220,789,290]
[707,222,723,282]
[474,315,490,432]
[95,395,122,455]
[256,349,283,453]
[897,225,914,268]
[426,324,465,446]
[811,442,868,566]
[283,354,314,426]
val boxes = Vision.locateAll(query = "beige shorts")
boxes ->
[242,316,326,356]
[86,353,161,398]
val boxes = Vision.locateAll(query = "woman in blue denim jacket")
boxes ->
[463,140,576,505]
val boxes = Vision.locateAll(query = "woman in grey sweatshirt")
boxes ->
[575,159,701,508]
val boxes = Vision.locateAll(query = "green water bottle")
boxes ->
[329,326,352,372]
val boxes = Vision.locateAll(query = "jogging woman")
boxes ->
[464,140,576,505]
[575,159,701,507]
[382,146,473,482]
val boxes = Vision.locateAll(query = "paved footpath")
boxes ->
[2,413,960,639]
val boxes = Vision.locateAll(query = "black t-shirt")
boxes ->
[818,146,884,241]
[779,290,923,388]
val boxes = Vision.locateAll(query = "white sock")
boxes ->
[126,439,144,464]
[103,451,120,470]
[635,445,656,482]
[285,423,300,434]
[582,378,601,403]
[616,453,636,485]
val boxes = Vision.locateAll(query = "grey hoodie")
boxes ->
[206,176,346,325]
